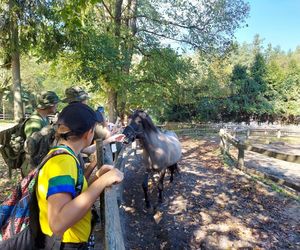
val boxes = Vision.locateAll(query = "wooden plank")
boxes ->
[96,139,105,228]
[236,162,300,192]
[246,145,300,164]
[219,130,300,192]
[220,130,300,164]
[104,186,125,250]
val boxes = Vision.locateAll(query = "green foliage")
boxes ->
[4,1,299,125]
[25,0,249,120]
[162,36,300,124]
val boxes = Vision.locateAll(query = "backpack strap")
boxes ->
[43,146,84,196]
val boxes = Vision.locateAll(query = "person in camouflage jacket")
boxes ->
[24,91,59,138]
[21,91,60,175]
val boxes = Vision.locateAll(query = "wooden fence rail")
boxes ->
[96,139,126,250]
[160,125,300,139]
[228,128,300,139]
[0,114,13,120]
[219,129,300,192]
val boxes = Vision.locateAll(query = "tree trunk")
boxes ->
[107,87,118,123]
[11,53,23,121]
[114,0,123,37]
[118,0,137,122]
[9,0,23,121]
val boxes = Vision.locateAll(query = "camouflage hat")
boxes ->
[62,86,89,103]
[37,91,60,109]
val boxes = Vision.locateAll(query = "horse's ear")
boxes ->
[140,111,147,119]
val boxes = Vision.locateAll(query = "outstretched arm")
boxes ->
[82,134,125,155]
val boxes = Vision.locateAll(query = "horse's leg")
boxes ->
[142,171,151,208]
[169,164,175,183]
[168,163,179,183]
[141,149,152,208]
[158,168,166,203]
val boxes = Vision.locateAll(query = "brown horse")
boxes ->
[123,110,181,208]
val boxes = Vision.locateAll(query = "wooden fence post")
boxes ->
[219,129,225,155]
[237,145,244,168]
[96,139,105,227]
[277,129,281,138]
[96,139,126,249]
[104,187,125,250]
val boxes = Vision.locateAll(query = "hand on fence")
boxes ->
[96,164,114,178]
[98,167,124,187]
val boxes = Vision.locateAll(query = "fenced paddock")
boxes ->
[0,123,299,248]
[119,128,300,249]
[219,129,300,192]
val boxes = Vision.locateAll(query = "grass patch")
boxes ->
[250,173,300,201]
[220,151,235,168]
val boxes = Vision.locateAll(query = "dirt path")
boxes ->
[121,136,300,249]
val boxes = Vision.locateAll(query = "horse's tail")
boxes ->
[168,163,179,183]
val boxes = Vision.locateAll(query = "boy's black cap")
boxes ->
[57,102,101,135]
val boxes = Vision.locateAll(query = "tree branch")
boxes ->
[137,29,201,49]
[136,15,208,33]
[100,0,114,19]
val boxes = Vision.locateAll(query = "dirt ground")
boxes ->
[120,136,300,249]
[0,136,299,249]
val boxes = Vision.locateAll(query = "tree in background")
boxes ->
[39,0,249,122]
[0,0,49,121]
[3,1,299,124]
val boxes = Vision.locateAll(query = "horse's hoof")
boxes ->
[143,203,152,213]
[143,201,151,209]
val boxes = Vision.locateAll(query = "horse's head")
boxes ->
[122,110,146,144]
[123,109,159,144]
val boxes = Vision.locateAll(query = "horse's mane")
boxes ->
[133,110,158,133]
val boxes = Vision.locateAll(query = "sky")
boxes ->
[234,0,300,52]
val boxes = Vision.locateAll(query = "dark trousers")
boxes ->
[42,235,88,250]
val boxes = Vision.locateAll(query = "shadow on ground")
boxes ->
[121,136,300,249]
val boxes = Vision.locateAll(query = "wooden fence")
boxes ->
[95,140,136,249]
[160,123,300,139]
[219,129,300,192]
[230,128,300,138]
[0,114,13,120]
[0,113,32,120]
[96,140,129,250]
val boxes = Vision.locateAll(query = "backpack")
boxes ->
[24,124,57,169]
[0,148,84,250]
[0,118,29,174]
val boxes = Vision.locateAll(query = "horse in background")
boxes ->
[123,110,182,208]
